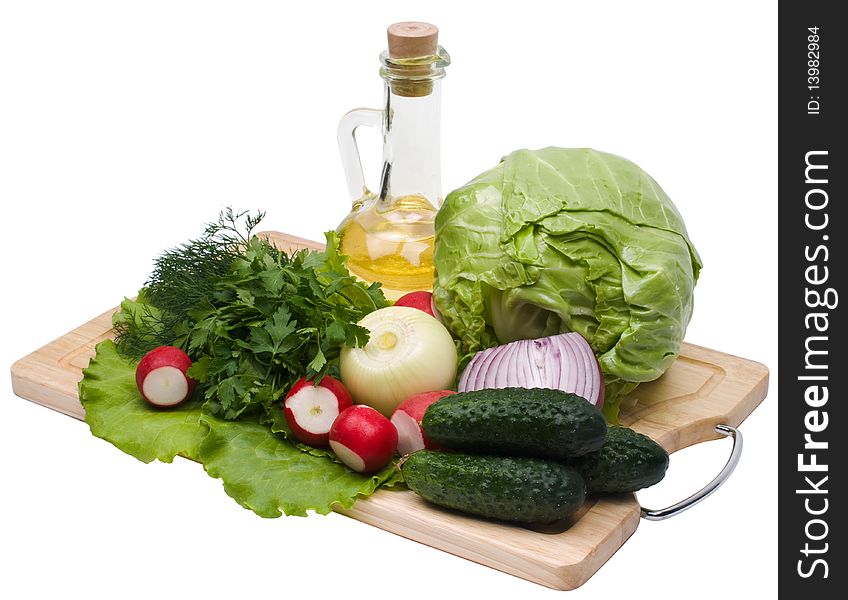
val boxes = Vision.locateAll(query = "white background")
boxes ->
[0,1,776,598]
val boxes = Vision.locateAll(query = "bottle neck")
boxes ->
[378,80,443,208]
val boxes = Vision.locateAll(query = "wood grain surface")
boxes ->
[9,231,769,590]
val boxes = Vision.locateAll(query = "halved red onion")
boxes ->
[555,335,578,396]
[513,342,529,387]
[503,341,520,388]
[474,344,502,389]
[559,332,602,408]
[543,339,562,391]
[456,332,604,408]
[457,349,475,390]
[482,343,511,389]
[459,344,494,391]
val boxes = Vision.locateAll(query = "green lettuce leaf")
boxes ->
[199,415,401,518]
[80,340,207,463]
[262,405,340,460]
[79,340,401,517]
[433,148,702,421]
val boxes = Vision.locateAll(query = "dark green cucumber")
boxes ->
[568,426,669,493]
[421,387,607,460]
[401,450,586,523]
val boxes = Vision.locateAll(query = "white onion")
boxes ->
[457,332,604,408]
[339,306,458,416]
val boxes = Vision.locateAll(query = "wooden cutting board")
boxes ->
[10,231,769,590]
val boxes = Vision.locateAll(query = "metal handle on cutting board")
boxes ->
[639,424,743,521]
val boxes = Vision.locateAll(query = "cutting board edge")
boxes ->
[335,490,642,590]
[649,364,769,453]
[10,365,85,421]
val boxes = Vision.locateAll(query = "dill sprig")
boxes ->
[115,209,265,359]
[145,208,264,318]
[113,296,185,359]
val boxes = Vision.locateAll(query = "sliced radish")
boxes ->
[329,405,397,473]
[394,291,441,321]
[135,346,196,408]
[390,390,455,455]
[284,376,352,447]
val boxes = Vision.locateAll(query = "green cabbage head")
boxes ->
[433,148,702,421]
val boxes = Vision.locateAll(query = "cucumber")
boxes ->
[401,450,586,523]
[568,426,669,493]
[421,387,607,460]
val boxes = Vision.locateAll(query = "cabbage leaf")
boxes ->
[433,148,702,420]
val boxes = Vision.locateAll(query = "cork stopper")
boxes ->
[385,22,440,98]
[387,22,438,59]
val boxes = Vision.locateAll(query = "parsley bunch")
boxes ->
[115,209,387,420]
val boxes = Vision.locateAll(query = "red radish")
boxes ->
[284,376,353,447]
[390,390,455,455]
[394,291,440,321]
[135,346,196,408]
[329,405,397,473]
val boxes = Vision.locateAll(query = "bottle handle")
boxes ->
[337,108,383,203]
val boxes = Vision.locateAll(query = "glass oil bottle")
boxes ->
[336,22,450,300]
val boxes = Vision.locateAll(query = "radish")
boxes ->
[329,405,397,473]
[135,346,196,408]
[394,291,440,321]
[284,376,353,447]
[390,390,455,455]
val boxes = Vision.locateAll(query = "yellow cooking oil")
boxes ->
[337,194,437,300]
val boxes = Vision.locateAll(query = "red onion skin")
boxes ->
[507,341,524,388]
[457,333,604,408]
[544,338,562,391]
[519,344,530,387]
[483,343,511,389]
[459,345,493,392]
[474,344,502,390]
[569,332,602,407]
[532,340,547,387]
[557,334,579,396]
[459,343,501,393]
[563,332,601,406]
[457,354,473,391]
[590,340,605,408]
[500,343,520,389]
[563,334,589,400]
